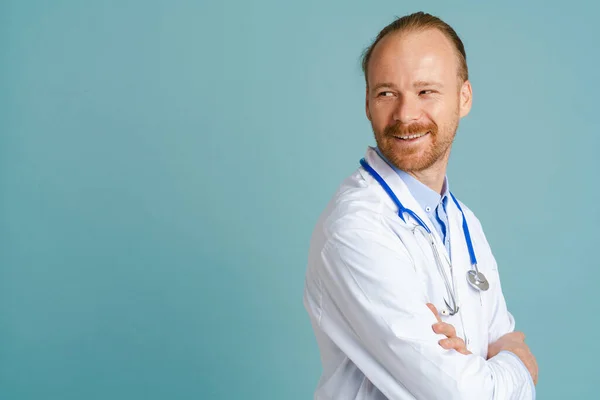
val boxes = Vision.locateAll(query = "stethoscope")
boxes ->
[360,158,489,316]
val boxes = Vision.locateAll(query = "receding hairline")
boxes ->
[365,27,465,87]
[361,13,469,87]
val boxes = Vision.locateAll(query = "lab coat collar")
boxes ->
[374,146,451,211]
[364,147,448,250]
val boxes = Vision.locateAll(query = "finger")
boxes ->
[426,303,442,323]
[439,337,462,349]
[432,322,454,337]
[439,338,471,355]
[456,347,472,355]
[458,347,472,355]
[432,322,457,338]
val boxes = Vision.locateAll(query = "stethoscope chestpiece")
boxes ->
[467,269,489,291]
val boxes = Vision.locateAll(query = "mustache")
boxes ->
[384,121,437,136]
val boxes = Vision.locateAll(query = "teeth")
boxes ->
[395,132,428,140]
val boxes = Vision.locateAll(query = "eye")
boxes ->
[377,91,394,97]
[419,90,435,95]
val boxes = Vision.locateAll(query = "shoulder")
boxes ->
[315,167,395,242]
[306,167,416,283]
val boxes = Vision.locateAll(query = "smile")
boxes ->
[393,131,430,140]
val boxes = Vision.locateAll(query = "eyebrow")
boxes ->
[370,82,397,93]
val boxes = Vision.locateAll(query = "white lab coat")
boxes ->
[303,147,535,400]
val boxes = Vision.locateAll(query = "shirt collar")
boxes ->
[374,147,450,213]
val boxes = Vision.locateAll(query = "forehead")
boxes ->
[367,28,460,87]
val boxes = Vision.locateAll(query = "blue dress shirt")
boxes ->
[374,147,452,256]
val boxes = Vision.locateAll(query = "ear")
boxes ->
[365,87,372,121]
[459,80,473,118]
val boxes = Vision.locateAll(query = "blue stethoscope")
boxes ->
[360,158,489,316]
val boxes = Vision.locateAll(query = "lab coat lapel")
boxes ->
[445,196,486,353]
[364,147,449,256]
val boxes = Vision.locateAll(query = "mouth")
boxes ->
[392,131,430,142]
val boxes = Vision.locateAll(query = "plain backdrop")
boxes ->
[1,0,599,399]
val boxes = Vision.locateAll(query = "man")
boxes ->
[303,12,538,400]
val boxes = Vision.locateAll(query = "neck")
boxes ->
[407,154,449,195]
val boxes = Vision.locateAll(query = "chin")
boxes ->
[394,159,425,172]
[394,149,438,171]
[384,148,428,169]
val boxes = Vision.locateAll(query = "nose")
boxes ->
[392,94,421,124]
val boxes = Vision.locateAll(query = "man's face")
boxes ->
[366,28,472,173]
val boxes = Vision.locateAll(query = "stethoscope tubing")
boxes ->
[359,158,489,315]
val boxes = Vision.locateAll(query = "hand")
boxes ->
[488,332,539,386]
[427,303,471,355]
[487,331,525,359]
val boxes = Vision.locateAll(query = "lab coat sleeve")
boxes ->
[317,220,534,400]
[479,229,537,398]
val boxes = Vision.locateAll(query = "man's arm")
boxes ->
[468,214,538,384]
[484,253,539,385]
[318,222,534,399]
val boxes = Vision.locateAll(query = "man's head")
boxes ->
[362,12,472,174]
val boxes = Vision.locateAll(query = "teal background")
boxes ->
[1,0,598,399]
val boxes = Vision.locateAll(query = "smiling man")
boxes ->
[303,12,538,400]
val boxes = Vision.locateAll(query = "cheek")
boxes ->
[424,100,457,126]
[369,103,394,129]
